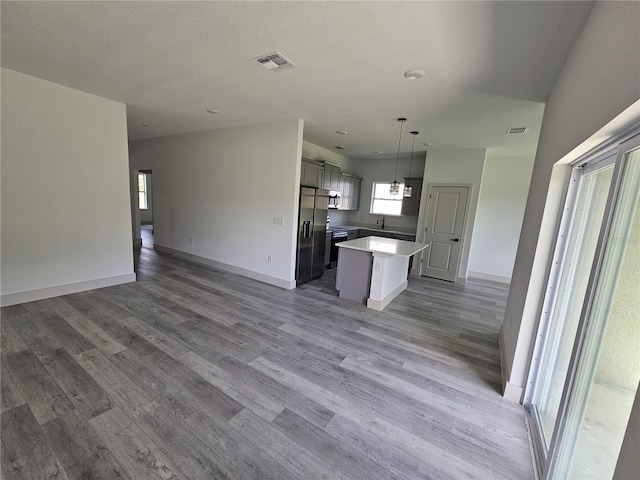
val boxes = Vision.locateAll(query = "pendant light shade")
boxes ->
[390,118,407,196]
[404,131,419,197]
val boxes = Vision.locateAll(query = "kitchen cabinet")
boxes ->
[301,159,323,188]
[401,177,423,216]
[338,174,361,211]
[322,162,341,191]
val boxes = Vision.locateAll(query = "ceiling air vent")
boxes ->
[253,51,296,71]
[506,127,529,135]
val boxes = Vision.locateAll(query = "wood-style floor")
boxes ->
[1,239,534,479]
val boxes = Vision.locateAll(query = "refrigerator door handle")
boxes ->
[303,220,311,238]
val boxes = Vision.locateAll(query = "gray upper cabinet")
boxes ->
[401,177,423,216]
[322,162,341,191]
[338,174,361,211]
[301,159,323,188]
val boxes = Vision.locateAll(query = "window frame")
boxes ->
[370,181,405,216]
[138,172,148,210]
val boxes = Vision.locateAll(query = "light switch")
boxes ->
[273,217,283,226]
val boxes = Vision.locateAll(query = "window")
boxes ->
[370,182,404,215]
[138,173,148,210]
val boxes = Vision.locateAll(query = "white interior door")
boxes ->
[421,185,469,281]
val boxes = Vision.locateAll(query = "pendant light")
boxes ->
[390,117,407,196]
[404,130,419,197]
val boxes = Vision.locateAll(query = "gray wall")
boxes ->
[1,68,135,306]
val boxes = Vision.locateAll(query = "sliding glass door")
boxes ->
[531,160,615,446]
[526,134,640,479]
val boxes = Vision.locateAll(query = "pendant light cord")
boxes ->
[408,132,417,178]
[394,118,406,182]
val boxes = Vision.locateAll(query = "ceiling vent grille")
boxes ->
[253,51,296,71]
[506,126,529,135]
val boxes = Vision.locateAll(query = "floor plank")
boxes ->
[88,406,185,480]
[0,363,25,413]
[228,408,352,480]
[1,404,69,479]
[41,408,130,480]
[0,242,533,480]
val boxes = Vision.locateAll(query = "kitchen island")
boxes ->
[336,236,429,311]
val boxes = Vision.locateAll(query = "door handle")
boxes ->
[451,238,460,242]
[303,221,311,238]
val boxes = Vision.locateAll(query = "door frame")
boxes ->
[415,183,473,283]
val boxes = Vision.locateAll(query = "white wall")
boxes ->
[129,120,303,289]
[467,155,535,283]
[0,68,135,306]
[501,1,640,402]
[415,149,486,281]
[340,156,426,231]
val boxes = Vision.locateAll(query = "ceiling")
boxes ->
[1,1,594,160]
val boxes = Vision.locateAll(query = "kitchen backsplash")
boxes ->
[329,210,419,232]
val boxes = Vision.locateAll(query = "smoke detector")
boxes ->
[253,51,296,71]
[506,127,529,135]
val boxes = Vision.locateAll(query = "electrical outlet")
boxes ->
[273,217,283,226]
[267,255,272,263]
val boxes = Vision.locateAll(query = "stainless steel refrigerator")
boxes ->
[296,187,328,285]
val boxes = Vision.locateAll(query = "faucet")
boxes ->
[376,214,385,230]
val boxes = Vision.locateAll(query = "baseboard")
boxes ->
[456,276,467,285]
[367,280,408,311]
[499,325,524,403]
[504,381,524,403]
[153,244,296,290]
[0,273,137,307]
[468,270,511,284]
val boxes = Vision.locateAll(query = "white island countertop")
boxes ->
[337,236,428,257]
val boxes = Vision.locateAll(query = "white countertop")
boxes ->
[337,236,429,257]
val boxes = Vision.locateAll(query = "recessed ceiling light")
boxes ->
[374,151,384,154]
[334,146,345,150]
[206,109,219,114]
[404,69,425,80]
[421,142,432,147]
[139,122,150,127]
[336,130,348,135]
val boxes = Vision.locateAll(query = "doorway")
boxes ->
[420,184,470,282]
[138,170,153,247]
